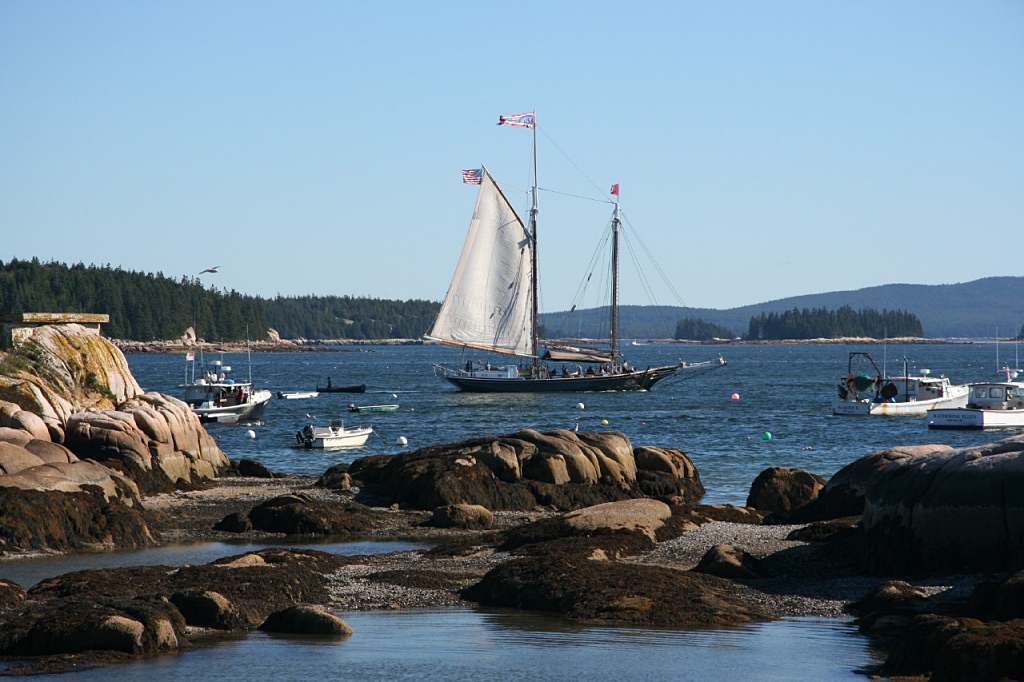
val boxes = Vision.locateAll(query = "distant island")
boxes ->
[2,258,1022,342]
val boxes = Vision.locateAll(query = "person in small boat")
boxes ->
[326,376,332,389]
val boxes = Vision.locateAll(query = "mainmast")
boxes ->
[529,113,540,373]
[611,191,620,372]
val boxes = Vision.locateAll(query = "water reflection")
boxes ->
[7,609,883,681]
[0,538,425,588]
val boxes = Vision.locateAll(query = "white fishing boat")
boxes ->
[295,421,373,449]
[182,354,272,424]
[927,370,1024,430]
[277,391,319,400]
[425,111,726,393]
[832,352,969,416]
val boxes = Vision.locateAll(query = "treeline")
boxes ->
[0,259,439,341]
[263,296,439,340]
[674,317,736,341]
[745,306,923,340]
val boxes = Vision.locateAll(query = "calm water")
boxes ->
[2,342,1007,679]
[15,611,882,682]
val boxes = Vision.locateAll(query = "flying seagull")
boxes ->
[199,266,221,274]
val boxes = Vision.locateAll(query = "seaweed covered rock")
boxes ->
[746,467,825,521]
[0,487,153,554]
[230,494,380,536]
[861,435,1024,574]
[428,504,494,530]
[259,605,352,636]
[463,554,771,627]
[0,549,349,666]
[346,429,704,512]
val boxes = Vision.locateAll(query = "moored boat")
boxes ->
[316,377,366,393]
[183,354,272,424]
[295,421,373,448]
[277,391,319,399]
[832,352,969,416]
[348,403,399,413]
[927,373,1024,429]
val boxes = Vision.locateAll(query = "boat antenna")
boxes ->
[904,356,908,401]
[246,325,253,385]
[882,326,887,378]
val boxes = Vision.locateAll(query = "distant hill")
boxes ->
[541,277,1024,340]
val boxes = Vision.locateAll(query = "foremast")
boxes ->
[610,189,621,373]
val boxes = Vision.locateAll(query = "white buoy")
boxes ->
[577,402,585,410]
[396,436,408,446]
[246,429,256,439]
[391,393,398,399]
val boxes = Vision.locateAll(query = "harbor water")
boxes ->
[2,342,1010,679]
[130,341,1005,504]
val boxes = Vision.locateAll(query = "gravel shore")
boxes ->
[140,476,984,622]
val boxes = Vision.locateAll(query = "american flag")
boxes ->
[497,111,535,129]
[462,168,483,184]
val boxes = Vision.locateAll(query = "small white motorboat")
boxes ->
[927,372,1024,430]
[831,352,969,416]
[296,421,373,449]
[277,391,320,400]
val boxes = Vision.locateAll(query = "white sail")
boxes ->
[428,170,534,357]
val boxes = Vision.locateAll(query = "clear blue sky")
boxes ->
[2,1,1021,313]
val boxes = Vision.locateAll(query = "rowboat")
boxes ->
[348,403,399,413]
[277,391,319,400]
[316,377,366,393]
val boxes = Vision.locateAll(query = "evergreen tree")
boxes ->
[745,306,923,340]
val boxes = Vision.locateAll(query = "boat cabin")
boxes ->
[965,383,1024,411]
[879,374,952,402]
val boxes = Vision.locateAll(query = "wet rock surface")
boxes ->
[347,429,705,511]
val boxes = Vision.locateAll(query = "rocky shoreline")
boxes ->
[137,474,860,617]
[3,322,1024,681]
[108,335,961,355]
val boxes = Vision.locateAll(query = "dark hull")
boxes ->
[443,366,678,393]
[316,384,367,393]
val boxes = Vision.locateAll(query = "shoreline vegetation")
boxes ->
[112,336,964,354]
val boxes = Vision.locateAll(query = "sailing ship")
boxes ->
[426,111,726,393]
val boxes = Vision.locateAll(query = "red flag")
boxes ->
[610,183,619,196]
